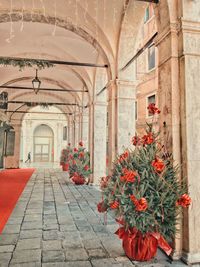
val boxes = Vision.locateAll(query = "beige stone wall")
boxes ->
[135,11,158,136]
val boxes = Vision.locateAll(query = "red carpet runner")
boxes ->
[0,168,34,234]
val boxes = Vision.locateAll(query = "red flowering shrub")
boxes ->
[68,141,92,184]
[97,103,191,247]
[60,144,72,166]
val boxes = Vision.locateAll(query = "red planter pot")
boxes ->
[72,175,85,185]
[122,231,158,261]
[115,227,172,262]
[62,164,69,171]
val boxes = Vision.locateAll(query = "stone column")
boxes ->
[107,80,117,171]
[74,115,79,147]
[116,80,136,154]
[68,115,73,146]
[89,67,108,184]
[82,108,89,150]
[154,1,183,258]
[90,100,107,184]
[107,80,136,170]
[179,15,200,265]
[5,124,21,168]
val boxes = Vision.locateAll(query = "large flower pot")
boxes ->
[72,174,85,185]
[62,163,69,171]
[122,230,158,261]
[115,227,172,262]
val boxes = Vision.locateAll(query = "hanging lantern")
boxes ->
[32,69,41,94]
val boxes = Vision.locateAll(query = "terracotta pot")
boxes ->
[62,163,69,171]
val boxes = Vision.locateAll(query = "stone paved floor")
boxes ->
[0,169,187,267]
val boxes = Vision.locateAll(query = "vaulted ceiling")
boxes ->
[0,0,147,121]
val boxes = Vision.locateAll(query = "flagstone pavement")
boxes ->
[0,169,187,267]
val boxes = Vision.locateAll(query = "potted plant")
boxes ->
[97,104,191,261]
[69,141,92,185]
[60,143,72,171]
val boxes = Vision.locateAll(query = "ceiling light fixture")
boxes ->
[32,69,41,94]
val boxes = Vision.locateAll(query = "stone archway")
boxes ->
[33,124,54,163]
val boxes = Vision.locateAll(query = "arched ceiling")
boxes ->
[0,0,147,123]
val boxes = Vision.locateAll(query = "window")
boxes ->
[135,101,138,121]
[144,5,154,23]
[148,45,155,71]
[144,7,150,23]
[63,126,67,140]
[147,94,156,116]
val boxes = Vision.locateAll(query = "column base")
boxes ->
[182,251,200,266]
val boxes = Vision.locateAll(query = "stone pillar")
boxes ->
[107,80,117,171]
[89,67,108,184]
[179,14,200,265]
[154,0,183,258]
[74,115,79,147]
[68,115,73,146]
[90,100,107,184]
[107,80,136,170]
[116,80,136,154]
[5,124,21,168]
[82,108,89,150]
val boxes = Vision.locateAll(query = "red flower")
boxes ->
[79,152,85,158]
[74,148,78,152]
[97,201,107,213]
[176,194,191,208]
[130,195,138,206]
[152,157,165,173]
[69,154,73,159]
[121,168,137,183]
[147,103,161,115]
[142,132,154,145]
[84,165,89,171]
[72,160,76,165]
[136,198,148,211]
[68,143,71,146]
[118,151,129,163]
[132,135,141,146]
[79,141,83,147]
[130,195,148,212]
[110,201,119,209]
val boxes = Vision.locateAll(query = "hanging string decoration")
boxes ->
[0,58,54,71]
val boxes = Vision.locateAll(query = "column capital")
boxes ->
[116,79,137,88]
[106,79,136,90]
[89,101,107,107]
[181,19,200,34]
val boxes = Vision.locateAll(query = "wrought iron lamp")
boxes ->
[32,69,41,94]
